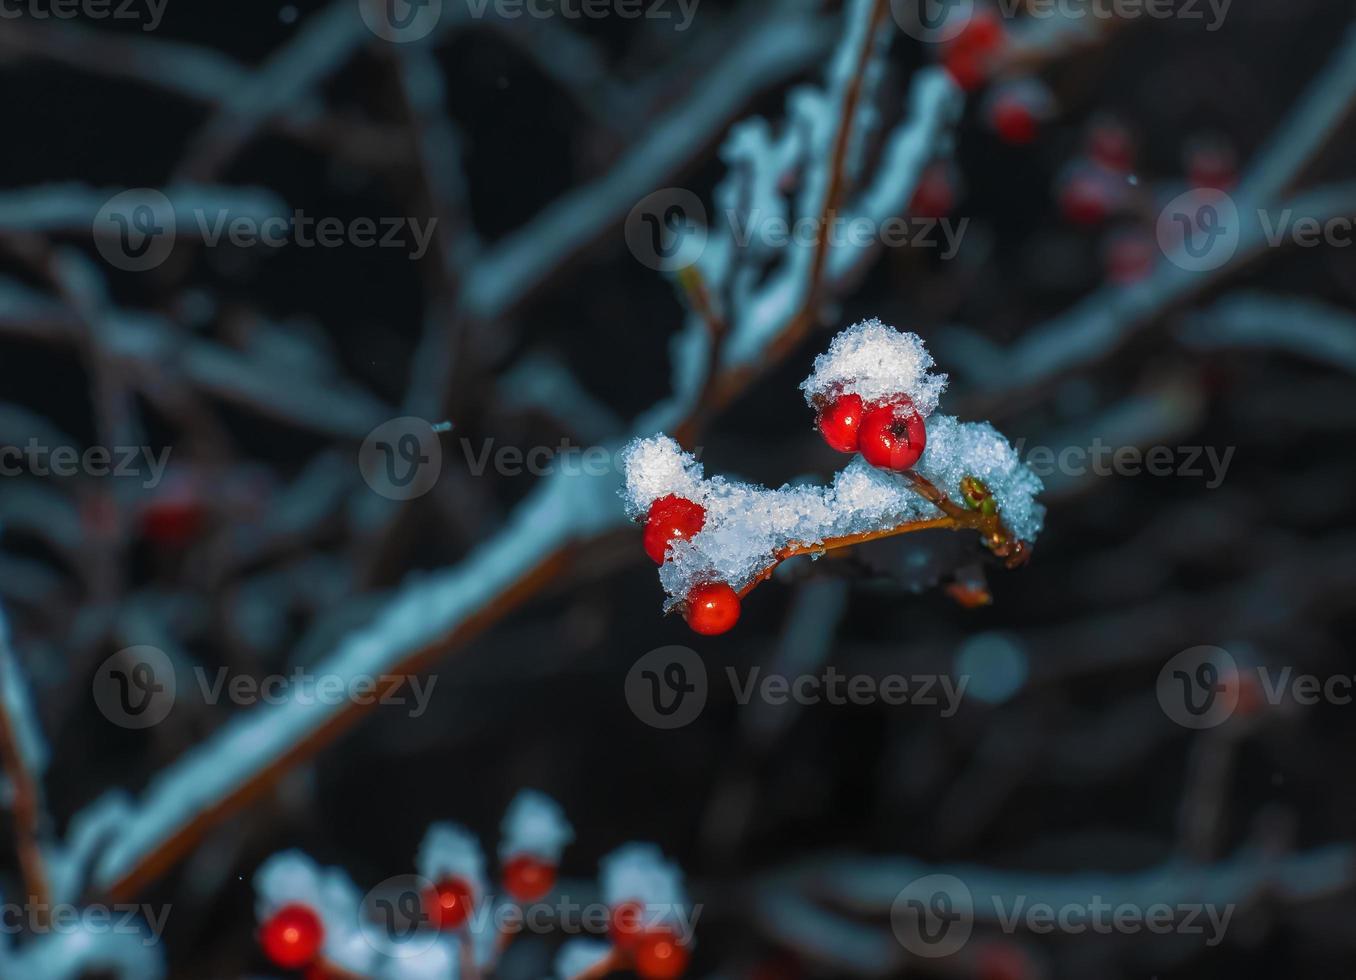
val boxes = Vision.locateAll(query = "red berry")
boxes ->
[990,97,1037,145]
[1087,116,1135,172]
[910,162,956,219]
[977,941,1033,980]
[941,9,1005,90]
[958,8,1004,53]
[423,876,475,930]
[1059,170,1116,227]
[1103,229,1156,285]
[260,903,324,970]
[1185,135,1237,190]
[943,48,987,91]
[634,927,690,980]
[502,854,556,902]
[858,398,927,472]
[609,900,645,949]
[817,393,865,453]
[684,582,741,636]
[643,495,707,564]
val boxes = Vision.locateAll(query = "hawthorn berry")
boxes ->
[1059,168,1120,227]
[858,398,927,472]
[976,941,1034,980]
[684,582,741,636]
[941,9,1005,91]
[1185,135,1237,190]
[816,393,865,453]
[609,899,645,949]
[990,96,1038,146]
[502,853,557,902]
[423,876,476,930]
[260,903,324,970]
[1103,228,1156,284]
[633,927,690,980]
[644,495,707,564]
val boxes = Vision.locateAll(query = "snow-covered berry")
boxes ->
[985,80,1054,147]
[816,393,865,453]
[502,854,557,902]
[1102,227,1156,284]
[858,398,927,472]
[423,877,476,931]
[684,582,741,635]
[1086,115,1135,172]
[941,8,1005,91]
[260,903,325,970]
[609,900,645,949]
[644,495,707,564]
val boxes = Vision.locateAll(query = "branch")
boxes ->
[0,605,51,914]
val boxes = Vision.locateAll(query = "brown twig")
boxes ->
[0,642,51,921]
[731,471,1028,602]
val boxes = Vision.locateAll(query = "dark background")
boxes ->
[1,0,1355,977]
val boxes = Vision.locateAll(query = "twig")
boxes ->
[0,608,51,919]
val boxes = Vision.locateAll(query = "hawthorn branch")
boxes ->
[0,610,51,918]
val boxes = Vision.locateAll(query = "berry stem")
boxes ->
[734,475,1029,601]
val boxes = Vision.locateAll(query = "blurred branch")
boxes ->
[0,605,51,915]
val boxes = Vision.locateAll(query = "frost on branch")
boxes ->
[417,822,487,899]
[254,850,375,975]
[600,843,691,938]
[622,321,1043,619]
[498,787,574,862]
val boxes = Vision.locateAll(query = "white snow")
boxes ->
[554,938,613,978]
[599,843,689,932]
[498,789,573,862]
[800,318,948,415]
[417,823,487,895]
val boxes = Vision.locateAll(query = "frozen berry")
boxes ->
[858,398,927,471]
[260,903,324,970]
[634,927,690,980]
[502,854,556,902]
[609,900,645,949]
[1059,168,1120,227]
[1185,135,1237,190]
[817,393,865,453]
[423,876,475,930]
[684,582,741,636]
[643,495,707,564]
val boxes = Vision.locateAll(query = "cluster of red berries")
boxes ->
[609,900,691,979]
[257,852,562,973]
[816,392,927,472]
[941,8,1006,92]
[642,494,740,636]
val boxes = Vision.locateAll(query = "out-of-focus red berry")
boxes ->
[423,876,476,930]
[502,854,557,902]
[634,927,690,979]
[260,903,324,970]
